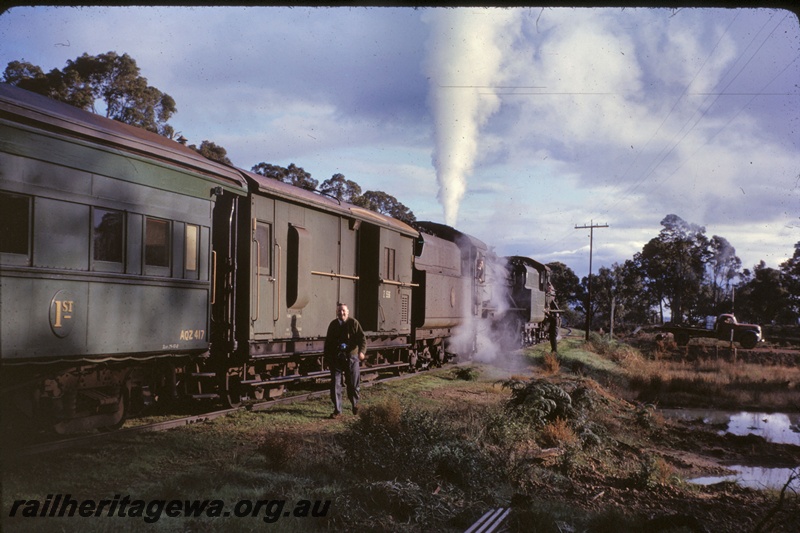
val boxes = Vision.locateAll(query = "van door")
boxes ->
[251,197,275,338]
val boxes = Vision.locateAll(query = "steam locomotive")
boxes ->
[0,83,557,434]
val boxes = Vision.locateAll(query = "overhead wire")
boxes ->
[520,10,794,263]
[591,10,753,220]
[521,11,746,258]
[642,11,795,197]
[591,10,789,222]
[649,47,798,196]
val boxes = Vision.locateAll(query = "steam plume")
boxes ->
[422,9,518,226]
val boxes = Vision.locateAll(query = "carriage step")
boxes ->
[191,393,220,400]
[241,371,331,386]
[240,379,270,386]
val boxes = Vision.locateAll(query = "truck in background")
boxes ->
[658,314,763,349]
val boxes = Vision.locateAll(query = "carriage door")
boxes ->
[357,223,380,331]
[252,197,275,338]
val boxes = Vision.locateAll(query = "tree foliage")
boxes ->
[251,162,319,192]
[251,165,416,223]
[575,212,798,330]
[635,214,711,323]
[4,52,176,136]
[780,241,800,319]
[319,173,362,203]
[546,261,582,310]
[735,259,796,324]
[587,260,654,331]
[704,235,741,314]
[189,140,232,165]
[353,190,416,224]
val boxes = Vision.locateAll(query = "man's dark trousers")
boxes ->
[330,353,361,413]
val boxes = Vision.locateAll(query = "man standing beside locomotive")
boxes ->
[324,303,366,419]
[548,311,559,355]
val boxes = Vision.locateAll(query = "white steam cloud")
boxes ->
[444,248,526,367]
[470,258,514,362]
[422,9,520,226]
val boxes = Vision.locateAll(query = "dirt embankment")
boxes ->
[420,365,800,532]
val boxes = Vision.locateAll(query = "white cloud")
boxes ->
[1,6,797,280]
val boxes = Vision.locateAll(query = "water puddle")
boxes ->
[661,409,800,446]
[690,466,799,491]
[661,409,799,490]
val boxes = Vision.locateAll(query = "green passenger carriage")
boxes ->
[0,83,247,432]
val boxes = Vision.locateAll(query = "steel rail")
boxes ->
[465,507,510,533]
[9,407,241,458]
[9,367,435,458]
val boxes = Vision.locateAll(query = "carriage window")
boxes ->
[255,222,271,275]
[0,192,30,255]
[384,247,396,280]
[145,217,170,267]
[93,208,124,263]
[185,224,199,272]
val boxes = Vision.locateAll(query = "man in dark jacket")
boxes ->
[548,312,559,354]
[324,303,366,418]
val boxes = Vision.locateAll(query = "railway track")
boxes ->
[7,367,435,458]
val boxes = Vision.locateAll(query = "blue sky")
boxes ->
[1,6,798,279]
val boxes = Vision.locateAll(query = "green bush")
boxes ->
[586,332,643,363]
[331,479,464,532]
[453,366,481,381]
[339,401,495,491]
[482,408,534,446]
[502,378,575,426]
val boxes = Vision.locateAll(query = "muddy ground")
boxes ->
[464,339,800,532]
[420,361,800,532]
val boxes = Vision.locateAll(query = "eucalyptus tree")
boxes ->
[319,173,362,203]
[736,261,794,324]
[587,265,616,332]
[613,259,656,325]
[546,261,582,311]
[734,241,800,324]
[250,162,318,191]
[190,140,232,166]
[3,52,176,136]
[779,241,800,321]
[636,214,710,323]
[353,191,416,224]
[580,261,649,333]
[706,235,741,314]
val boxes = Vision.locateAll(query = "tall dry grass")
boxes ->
[615,344,800,411]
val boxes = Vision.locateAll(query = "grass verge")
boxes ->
[2,336,798,532]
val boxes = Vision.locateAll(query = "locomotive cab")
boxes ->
[503,256,556,346]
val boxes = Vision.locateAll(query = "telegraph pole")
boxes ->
[575,221,609,340]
